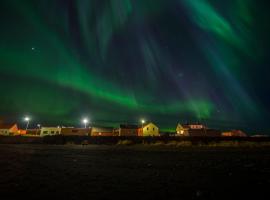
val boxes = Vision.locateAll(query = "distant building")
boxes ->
[119,124,139,136]
[251,134,269,137]
[138,122,159,136]
[176,123,221,137]
[26,129,40,136]
[176,124,189,136]
[91,126,116,136]
[61,127,90,136]
[176,123,206,136]
[222,130,247,137]
[0,123,18,136]
[40,127,61,137]
[17,129,27,135]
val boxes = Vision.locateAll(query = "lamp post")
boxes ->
[82,118,89,128]
[24,117,30,131]
[140,119,145,136]
[141,119,145,128]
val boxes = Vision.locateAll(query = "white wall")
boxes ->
[0,129,9,136]
[40,127,61,137]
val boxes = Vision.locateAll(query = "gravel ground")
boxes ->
[0,144,269,199]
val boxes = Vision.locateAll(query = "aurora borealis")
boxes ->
[0,0,269,133]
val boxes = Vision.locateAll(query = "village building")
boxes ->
[17,129,27,135]
[176,124,189,136]
[40,127,61,137]
[0,123,18,136]
[119,124,139,136]
[176,123,221,137]
[26,129,40,136]
[222,130,247,137]
[138,122,159,136]
[61,127,90,136]
[91,126,116,136]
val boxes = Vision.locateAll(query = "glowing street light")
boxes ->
[141,119,145,128]
[24,116,30,130]
[82,118,89,128]
[37,124,41,129]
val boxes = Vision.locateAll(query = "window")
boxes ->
[153,128,155,131]
[51,131,55,134]
[72,130,78,133]
[147,127,149,131]
[56,131,59,134]
[43,131,48,134]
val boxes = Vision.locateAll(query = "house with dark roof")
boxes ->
[91,126,116,136]
[119,124,139,136]
[176,123,221,137]
[61,127,90,136]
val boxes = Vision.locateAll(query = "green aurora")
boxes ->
[0,0,269,133]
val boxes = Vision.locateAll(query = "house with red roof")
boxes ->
[0,123,18,136]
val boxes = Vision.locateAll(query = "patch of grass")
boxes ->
[81,140,89,145]
[208,141,240,147]
[117,140,134,145]
[66,141,75,145]
[176,141,193,147]
[149,141,165,146]
[166,140,178,146]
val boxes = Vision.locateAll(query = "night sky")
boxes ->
[0,0,269,133]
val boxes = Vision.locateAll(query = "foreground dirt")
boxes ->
[0,145,269,199]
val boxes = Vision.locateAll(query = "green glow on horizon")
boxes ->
[0,0,268,131]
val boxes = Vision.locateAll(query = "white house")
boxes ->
[40,127,61,137]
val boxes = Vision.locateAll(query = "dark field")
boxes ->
[0,145,269,199]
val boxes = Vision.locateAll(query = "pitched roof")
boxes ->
[0,123,16,129]
[142,122,158,128]
[182,124,190,129]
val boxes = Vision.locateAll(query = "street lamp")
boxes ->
[37,124,41,129]
[24,117,30,130]
[82,118,89,128]
[140,119,146,136]
[141,119,146,129]
[141,119,145,127]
